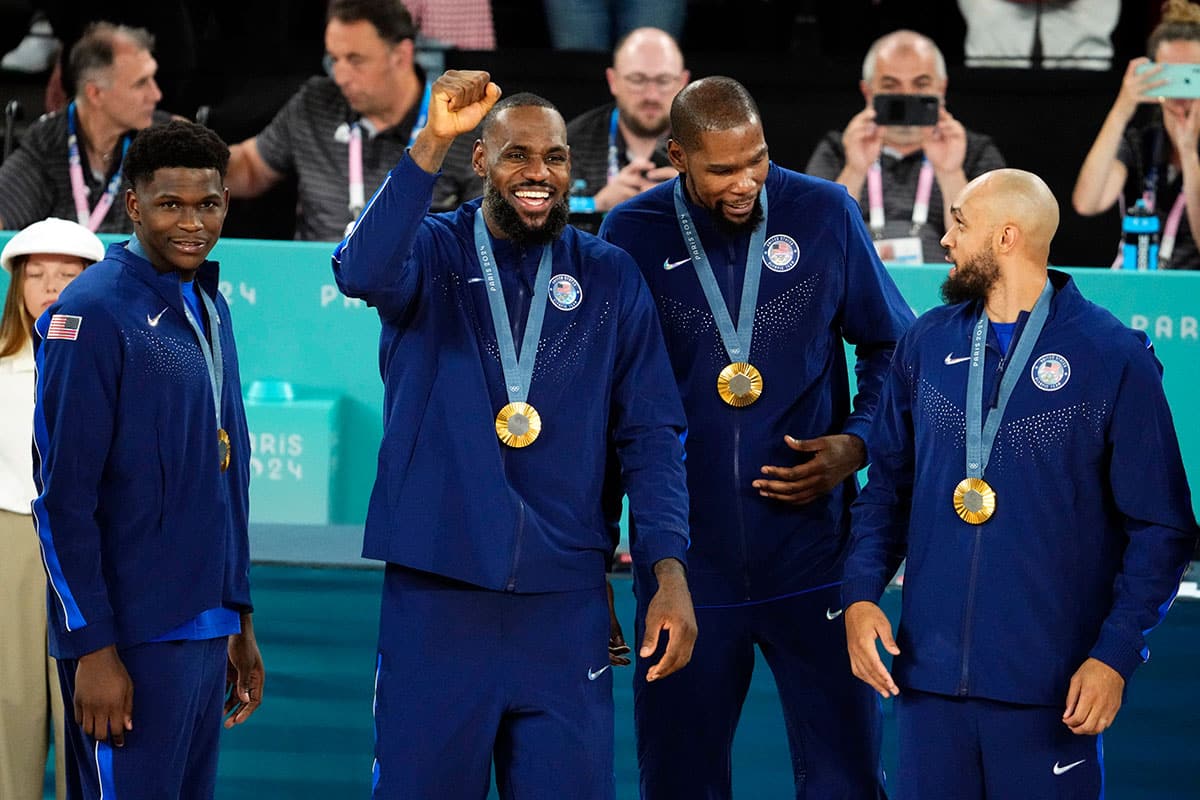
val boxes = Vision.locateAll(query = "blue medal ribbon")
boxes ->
[964,279,1054,478]
[473,212,554,406]
[671,179,768,364]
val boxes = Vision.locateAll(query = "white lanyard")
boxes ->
[347,81,432,220]
[1160,192,1187,267]
[867,157,934,238]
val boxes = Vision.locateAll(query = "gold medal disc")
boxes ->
[717,362,763,407]
[953,477,996,524]
[218,427,231,472]
[495,402,542,448]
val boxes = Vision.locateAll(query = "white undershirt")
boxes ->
[0,339,36,514]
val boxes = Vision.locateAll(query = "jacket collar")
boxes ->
[106,240,222,314]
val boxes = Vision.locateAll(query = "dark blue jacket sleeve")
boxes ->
[610,252,691,569]
[31,304,121,655]
[842,339,914,606]
[331,153,438,321]
[837,194,915,443]
[1089,339,1199,679]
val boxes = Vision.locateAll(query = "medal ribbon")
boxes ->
[672,180,768,365]
[964,279,1053,478]
[473,212,553,406]
[67,102,130,232]
[607,107,620,182]
[347,80,432,219]
[867,157,933,238]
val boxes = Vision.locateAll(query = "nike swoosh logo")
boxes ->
[1052,759,1086,776]
[663,257,692,271]
[147,308,168,327]
[467,277,483,283]
[944,353,971,365]
[826,608,844,620]
[587,665,611,681]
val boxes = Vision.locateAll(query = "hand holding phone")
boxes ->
[1135,62,1200,99]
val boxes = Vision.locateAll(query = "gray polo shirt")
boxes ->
[255,75,482,241]
[805,128,1005,263]
[0,108,172,233]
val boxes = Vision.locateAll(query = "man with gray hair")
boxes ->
[0,21,169,232]
[806,30,1004,265]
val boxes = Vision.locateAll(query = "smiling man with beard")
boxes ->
[332,69,697,799]
[600,76,912,799]
[844,169,1197,798]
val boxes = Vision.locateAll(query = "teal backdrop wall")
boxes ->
[4,235,1199,529]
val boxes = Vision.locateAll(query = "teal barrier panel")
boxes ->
[2,236,1198,524]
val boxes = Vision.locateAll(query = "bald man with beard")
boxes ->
[843,169,1199,799]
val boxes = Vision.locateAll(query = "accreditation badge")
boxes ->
[717,362,763,407]
[873,236,924,265]
[953,477,996,524]
[495,402,542,448]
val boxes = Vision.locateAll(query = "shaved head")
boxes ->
[669,76,761,152]
[959,169,1059,260]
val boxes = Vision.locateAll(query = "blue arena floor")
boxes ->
[46,565,1200,798]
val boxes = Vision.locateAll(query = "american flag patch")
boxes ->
[46,314,82,341]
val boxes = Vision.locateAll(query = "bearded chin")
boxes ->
[940,249,1000,305]
[484,183,569,246]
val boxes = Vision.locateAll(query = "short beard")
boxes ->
[712,195,765,237]
[941,247,1000,305]
[619,105,669,139]
[484,183,569,247]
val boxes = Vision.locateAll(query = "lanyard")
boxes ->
[473,212,553,406]
[347,80,432,218]
[867,157,933,238]
[965,279,1053,478]
[67,102,129,232]
[671,179,769,364]
[607,107,620,182]
[1160,192,1187,266]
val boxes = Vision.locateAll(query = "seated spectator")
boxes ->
[564,27,687,229]
[1073,0,1200,270]
[805,30,1005,264]
[225,0,481,241]
[0,22,168,232]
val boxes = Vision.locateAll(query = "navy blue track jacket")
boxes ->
[32,243,253,660]
[333,154,690,592]
[844,271,1198,705]
[600,166,914,604]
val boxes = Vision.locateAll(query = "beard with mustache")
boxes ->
[941,245,1001,305]
[712,195,765,237]
[484,182,570,247]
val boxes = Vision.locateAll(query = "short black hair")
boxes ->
[327,0,416,44]
[669,76,761,151]
[480,92,561,139]
[124,120,230,188]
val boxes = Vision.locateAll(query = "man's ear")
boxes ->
[471,139,486,178]
[125,187,140,222]
[667,138,687,174]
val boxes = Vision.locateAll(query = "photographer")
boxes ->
[1072,0,1200,270]
[806,30,1004,264]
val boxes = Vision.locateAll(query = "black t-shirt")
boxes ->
[1117,118,1200,270]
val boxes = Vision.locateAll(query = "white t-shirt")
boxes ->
[0,338,36,514]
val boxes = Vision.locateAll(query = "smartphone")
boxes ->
[1136,62,1200,99]
[873,94,940,127]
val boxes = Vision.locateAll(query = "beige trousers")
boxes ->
[0,508,66,800]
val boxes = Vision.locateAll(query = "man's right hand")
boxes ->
[411,70,501,174]
[74,645,134,746]
[593,159,675,213]
[1113,57,1168,122]
[845,600,900,698]
[841,106,884,176]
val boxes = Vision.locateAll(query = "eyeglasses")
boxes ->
[619,73,681,92]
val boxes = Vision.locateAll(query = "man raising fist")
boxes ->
[333,70,697,799]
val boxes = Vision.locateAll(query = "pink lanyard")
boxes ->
[66,103,127,232]
[1160,192,1187,267]
[867,157,933,238]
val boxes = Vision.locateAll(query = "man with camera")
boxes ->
[806,30,1005,265]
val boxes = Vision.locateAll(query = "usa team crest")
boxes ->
[1031,353,1070,391]
[548,274,582,311]
[762,234,799,272]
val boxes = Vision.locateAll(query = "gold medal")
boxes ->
[953,477,996,524]
[218,427,231,472]
[717,362,763,407]
[495,402,542,448]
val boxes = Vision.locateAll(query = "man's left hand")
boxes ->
[922,107,967,174]
[1062,657,1124,735]
[640,559,697,682]
[753,434,866,505]
[224,616,265,728]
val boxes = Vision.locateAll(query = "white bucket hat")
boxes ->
[1,217,106,273]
